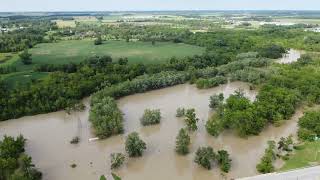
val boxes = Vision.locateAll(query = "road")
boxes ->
[238,166,320,180]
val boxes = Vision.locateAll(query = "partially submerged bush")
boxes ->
[125,132,146,157]
[196,76,227,89]
[65,102,86,114]
[194,146,216,170]
[277,135,293,152]
[175,128,190,155]
[209,93,224,109]
[140,109,161,126]
[185,109,199,131]
[89,97,124,139]
[206,117,222,137]
[111,153,125,169]
[256,141,276,174]
[217,150,232,173]
[70,136,80,144]
[176,107,186,117]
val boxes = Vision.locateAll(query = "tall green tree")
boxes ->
[19,49,32,65]
[125,132,146,157]
[185,109,199,131]
[175,128,190,155]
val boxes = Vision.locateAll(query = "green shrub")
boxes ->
[206,117,222,137]
[256,141,276,174]
[298,128,316,141]
[209,93,224,109]
[110,153,125,169]
[125,132,146,157]
[196,76,227,89]
[217,150,232,173]
[185,109,199,131]
[298,111,320,141]
[140,109,161,126]
[175,128,190,155]
[194,146,216,170]
[89,97,124,139]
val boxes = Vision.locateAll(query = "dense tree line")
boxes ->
[2,51,233,121]
[0,20,56,53]
[230,68,271,85]
[206,85,300,137]
[91,71,189,103]
[89,56,274,137]
[298,111,320,141]
[0,56,147,121]
[195,76,227,89]
[0,135,42,180]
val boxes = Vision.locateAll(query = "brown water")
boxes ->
[277,49,304,64]
[0,82,303,180]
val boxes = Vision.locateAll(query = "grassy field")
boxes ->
[1,40,204,88]
[1,71,49,89]
[0,53,15,64]
[11,40,204,71]
[280,141,320,171]
[53,20,76,28]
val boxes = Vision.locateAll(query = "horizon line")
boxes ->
[1,9,320,13]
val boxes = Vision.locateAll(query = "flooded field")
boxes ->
[277,49,304,64]
[0,82,303,180]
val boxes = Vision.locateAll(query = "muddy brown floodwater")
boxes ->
[0,82,303,180]
[277,49,304,64]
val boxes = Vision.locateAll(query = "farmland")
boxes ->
[12,40,205,71]
[1,9,320,180]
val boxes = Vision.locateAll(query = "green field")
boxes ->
[11,40,204,71]
[1,71,49,89]
[0,53,16,65]
[280,141,320,171]
[1,40,204,88]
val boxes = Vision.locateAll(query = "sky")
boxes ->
[1,0,320,12]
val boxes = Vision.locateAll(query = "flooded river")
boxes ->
[0,82,303,180]
[277,49,304,64]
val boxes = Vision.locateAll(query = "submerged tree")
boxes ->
[209,93,224,109]
[110,153,125,169]
[217,150,232,173]
[256,141,276,174]
[194,146,216,170]
[176,107,186,117]
[175,128,191,155]
[140,109,161,126]
[100,175,107,180]
[185,109,199,131]
[125,132,146,157]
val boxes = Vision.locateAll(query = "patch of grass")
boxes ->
[0,53,19,66]
[280,141,320,171]
[2,71,49,89]
[53,20,76,28]
[12,40,204,71]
